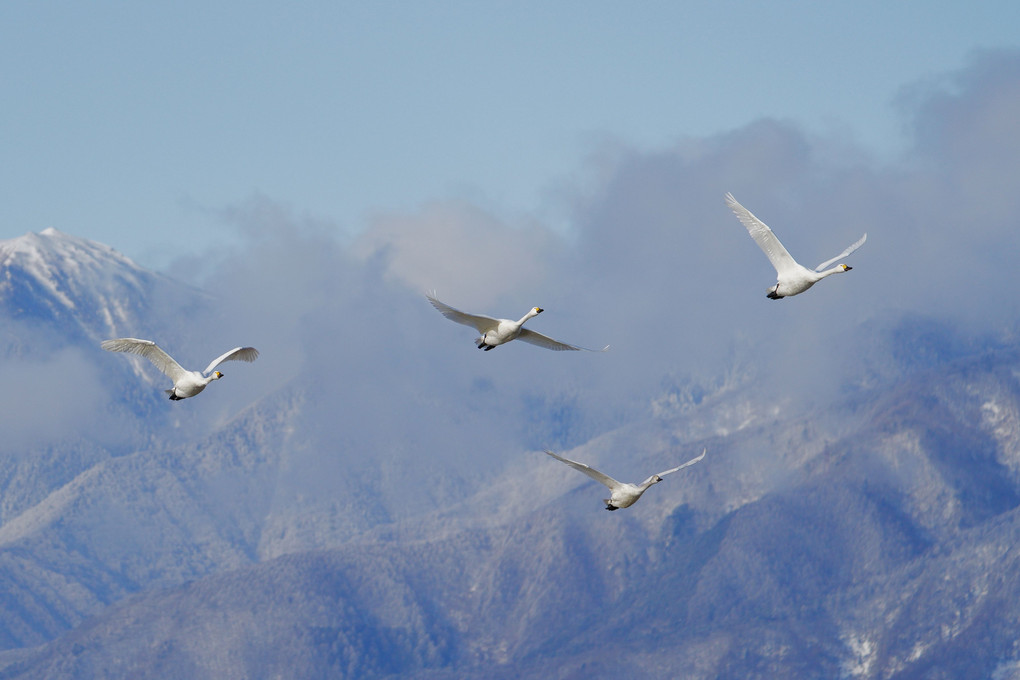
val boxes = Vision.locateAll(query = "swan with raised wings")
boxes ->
[101,338,259,400]
[725,192,866,299]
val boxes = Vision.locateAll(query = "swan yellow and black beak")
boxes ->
[842,264,852,271]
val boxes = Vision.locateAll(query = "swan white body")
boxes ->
[725,192,866,299]
[426,292,608,352]
[545,448,705,510]
[101,338,259,400]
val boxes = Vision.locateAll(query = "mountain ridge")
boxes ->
[1,229,1019,678]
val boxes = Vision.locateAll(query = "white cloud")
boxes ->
[179,51,1020,465]
[0,347,129,449]
[353,201,562,310]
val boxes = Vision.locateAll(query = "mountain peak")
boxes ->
[0,229,144,280]
[0,229,190,348]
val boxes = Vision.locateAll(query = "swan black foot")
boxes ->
[604,505,618,511]
[168,393,183,401]
[483,344,495,351]
[766,291,784,300]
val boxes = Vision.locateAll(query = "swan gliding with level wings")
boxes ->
[426,292,608,352]
[544,448,706,510]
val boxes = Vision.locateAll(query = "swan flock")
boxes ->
[95,192,866,512]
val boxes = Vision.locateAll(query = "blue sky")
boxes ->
[2,1,1018,269]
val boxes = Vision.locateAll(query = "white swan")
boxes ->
[101,338,259,400]
[544,448,705,510]
[426,292,608,352]
[725,192,866,299]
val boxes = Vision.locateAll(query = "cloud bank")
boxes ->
[171,52,1020,454]
[8,51,1017,530]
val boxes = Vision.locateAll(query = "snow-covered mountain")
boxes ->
[0,229,201,354]
[2,337,1020,679]
[0,230,215,525]
[1,229,1019,679]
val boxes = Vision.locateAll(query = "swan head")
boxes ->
[211,371,224,380]
[840,264,852,271]
[532,307,544,315]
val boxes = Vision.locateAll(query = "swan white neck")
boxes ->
[815,264,850,280]
[639,475,661,489]
[517,308,541,326]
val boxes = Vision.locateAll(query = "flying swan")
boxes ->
[725,192,866,299]
[426,292,608,352]
[544,448,706,510]
[101,338,259,400]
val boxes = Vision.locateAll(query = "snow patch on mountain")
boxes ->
[0,228,190,344]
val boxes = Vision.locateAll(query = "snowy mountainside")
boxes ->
[0,229,198,353]
[0,230,212,526]
[2,229,1020,678]
[3,336,1020,679]
[0,229,534,648]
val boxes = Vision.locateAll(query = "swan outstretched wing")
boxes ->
[101,338,187,381]
[518,329,609,352]
[426,292,499,333]
[725,193,799,275]
[545,450,621,490]
[203,347,260,375]
[658,448,706,477]
[814,233,867,272]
